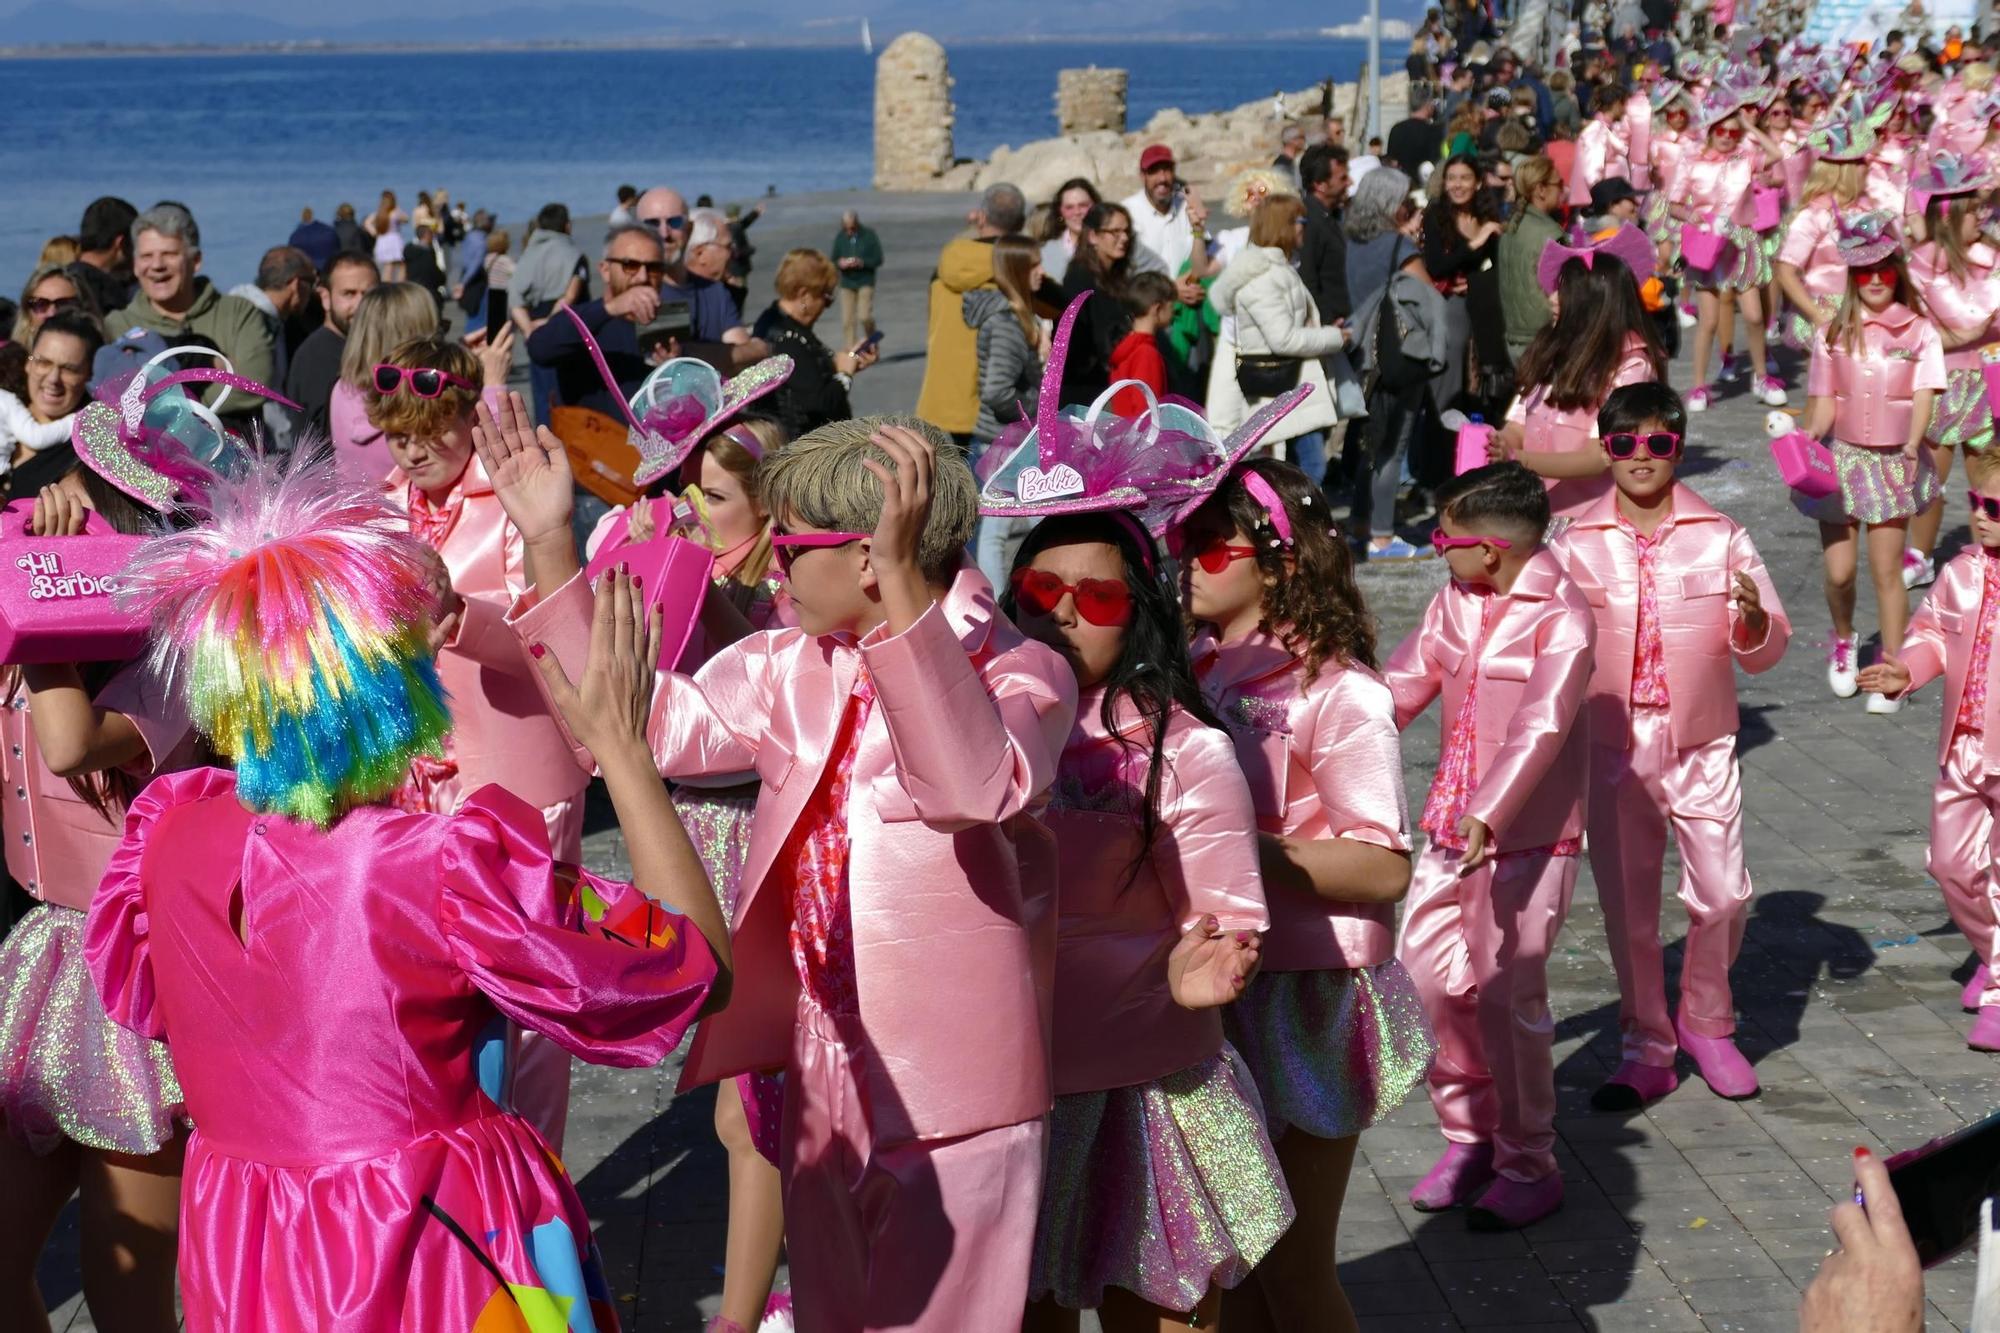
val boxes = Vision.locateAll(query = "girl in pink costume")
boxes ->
[1642,88,1694,263]
[1387,462,1597,1233]
[1860,448,2000,1051]
[1176,459,1434,1333]
[1776,110,1876,354]
[1865,95,1917,215]
[1800,210,1946,715]
[367,339,591,1151]
[1904,152,2000,588]
[1570,84,1638,209]
[83,460,728,1333]
[1490,236,1667,519]
[1673,95,1788,412]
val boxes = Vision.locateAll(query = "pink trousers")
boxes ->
[1929,730,2000,1008]
[508,796,586,1150]
[1588,709,1751,1067]
[1398,844,1577,1182]
[783,998,1044,1333]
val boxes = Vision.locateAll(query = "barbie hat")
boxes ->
[1833,209,1902,266]
[1537,223,1657,294]
[1695,88,1749,132]
[1803,98,1886,162]
[1649,79,1686,112]
[1910,150,1997,211]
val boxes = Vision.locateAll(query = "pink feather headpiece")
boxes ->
[1537,224,1657,294]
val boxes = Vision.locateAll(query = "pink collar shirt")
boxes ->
[1680,146,1758,228]
[1806,302,1950,448]
[1777,197,1851,313]
[1909,240,2000,371]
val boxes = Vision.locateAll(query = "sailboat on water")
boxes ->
[862,17,873,54]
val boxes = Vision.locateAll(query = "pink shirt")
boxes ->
[1807,302,1949,448]
[1866,137,1914,215]
[1680,146,1758,228]
[1649,126,1692,201]
[1909,240,2000,372]
[1193,631,1409,971]
[1777,197,1850,316]
[1624,509,1674,707]
[1900,547,2000,771]
[1571,116,1629,206]
[1506,332,1657,515]
[1956,554,2000,736]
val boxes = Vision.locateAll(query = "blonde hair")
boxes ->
[1249,194,1308,253]
[1800,159,1866,208]
[338,282,441,390]
[760,415,976,583]
[12,263,90,342]
[1510,156,1561,226]
[1967,442,2000,487]
[702,420,788,590]
[991,235,1041,346]
[1225,167,1292,219]
[773,249,840,301]
[37,235,79,268]
[1964,62,1996,93]
[363,336,481,438]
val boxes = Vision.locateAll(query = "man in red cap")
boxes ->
[1121,143,1208,287]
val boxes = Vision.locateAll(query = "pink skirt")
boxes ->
[1794,440,1941,525]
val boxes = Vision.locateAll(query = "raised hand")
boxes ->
[475,324,516,388]
[1167,915,1261,1010]
[471,391,575,547]
[529,567,662,762]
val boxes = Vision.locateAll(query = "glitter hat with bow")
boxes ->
[1650,79,1687,113]
[1804,96,1888,162]
[69,346,292,513]
[1695,87,1751,133]
[556,306,793,490]
[976,293,1310,537]
[1712,62,1777,111]
[1678,49,1727,90]
[1910,150,1997,212]
[1537,223,1658,294]
[1833,209,1903,266]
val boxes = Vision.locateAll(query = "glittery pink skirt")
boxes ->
[1685,222,1769,291]
[1793,440,1941,525]
[674,783,783,1165]
[1029,1049,1295,1312]
[0,903,184,1156]
[1223,962,1437,1141]
[1930,366,1995,452]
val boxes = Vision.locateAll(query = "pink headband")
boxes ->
[1240,472,1293,548]
[722,423,765,461]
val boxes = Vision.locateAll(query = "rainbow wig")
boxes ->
[117,453,451,826]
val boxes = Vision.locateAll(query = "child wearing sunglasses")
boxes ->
[1800,211,1946,714]
[1383,461,1596,1231]
[1858,447,2000,1051]
[369,347,591,1151]
[1549,382,1790,1108]
[1002,509,1283,1330]
[1177,459,1434,1331]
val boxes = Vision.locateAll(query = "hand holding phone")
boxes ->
[1882,1108,2000,1266]
[854,330,886,355]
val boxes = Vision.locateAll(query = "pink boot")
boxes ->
[1970,1007,2000,1052]
[1468,1173,1565,1230]
[1590,1060,1679,1111]
[1409,1142,1497,1212]
[1676,1019,1759,1099]
[1964,964,1991,1012]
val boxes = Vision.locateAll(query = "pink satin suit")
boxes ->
[1777,197,1851,327]
[1807,302,1948,448]
[1552,487,1790,1068]
[1384,551,1596,1183]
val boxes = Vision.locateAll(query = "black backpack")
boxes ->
[1370,241,1431,394]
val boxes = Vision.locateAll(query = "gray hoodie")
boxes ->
[963,289,1041,446]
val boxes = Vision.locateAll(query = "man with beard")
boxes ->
[527,222,681,418]
[285,251,380,435]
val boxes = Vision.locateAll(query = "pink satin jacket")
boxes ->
[1383,550,1597,851]
[1551,486,1790,751]
[1507,333,1658,515]
[1909,241,2000,373]
[1044,690,1265,1095]
[1900,548,2000,769]
[1777,128,1811,206]
[1650,127,1692,203]
[1867,138,1913,215]
[1777,198,1850,314]
[1626,93,1654,190]
[0,663,193,910]
[1807,303,1949,447]
[383,455,588,811]
[1680,147,1757,227]
[513,567,1079,1144]
[1194,631,1409,972]
[1571,116,1629,206]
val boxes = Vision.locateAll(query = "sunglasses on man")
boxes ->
[607,257,671,281]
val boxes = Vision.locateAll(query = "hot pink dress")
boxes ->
[84,769,716,1333]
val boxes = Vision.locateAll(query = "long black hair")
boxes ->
[1513,251,1668,412]
[1422,151,1502,247]
[1001,511,1220,887]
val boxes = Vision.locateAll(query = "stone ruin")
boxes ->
[1055,67,1129,135]
[873,32,955,190]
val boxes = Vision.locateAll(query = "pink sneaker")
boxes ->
[1970,1007,2000,1052]
[1676,1019,1759,1098]
[1686,384,1713,413]
[1965,964,1991,1012]
[1468,1173,1565,1231]
[1409,1142,1497,1212]
[1590,1060,1679,1111]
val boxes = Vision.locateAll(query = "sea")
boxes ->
[0,39,1370,285]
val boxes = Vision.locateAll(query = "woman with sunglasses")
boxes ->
[8,265,96,346]
[751,249,878,439]
[1673,98,1787,412]
[1801,211,1946,714]
[0,312,102,502]
[1004,508,1286,1333]
[367,354,592,1148]
[1176,459,1432,1333]
[331,281,447,485]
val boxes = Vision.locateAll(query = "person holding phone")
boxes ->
[751,249,880,437]
[526,223,679,421]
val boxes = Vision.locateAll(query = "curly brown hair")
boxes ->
[1190,458,1376,683]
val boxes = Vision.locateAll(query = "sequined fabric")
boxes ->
[1958,555,2000,736]
[1623,510,1675,708]
[1029,1048,1295,1312]
[1932,365,1997,453]
[1685,220,1771,291]
[1223,961,1436,1140]
[0,903,184,1156]
[784,677,873,1017]
[1420,595,1495,850]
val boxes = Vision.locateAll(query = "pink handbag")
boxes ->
[583,516,717,673]
[1680,218,1727,270]
[1769,429,1840,499]
[1752,186,1784,232]
[0,501,147,665]
[1454,417,1496,475]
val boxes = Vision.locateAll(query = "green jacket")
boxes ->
[1497,208,1563,356]
[106,277,276,419]
[831,226,884,289]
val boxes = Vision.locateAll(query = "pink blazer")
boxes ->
[1625,92,1653,190]
[1507,333,1658,516]
[1909,241,2000,373]
[1550,486,1790,751]
[1194,632,1408,972]
[1649,127,1692,203]
[1044,691,1265,1095]
[512,567,1079,1144]
[1808,303,1949,448]
[1571,116,1627,206]
[383,456,588,811]
[1382,550,1596,851]
[1866,138,1913,215]
[0,663,194,910]
[1899,549,2000,769]
[1777,198,1849,315]
[1680,148,1757,228]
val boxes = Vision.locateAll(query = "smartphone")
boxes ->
[854,330,886,355]
[1884,1108,2000,1265]
[484,288,509,343]
[637,300,693,356]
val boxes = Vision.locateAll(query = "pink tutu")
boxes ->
[0,902,184,1155]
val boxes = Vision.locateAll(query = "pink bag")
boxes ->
[1680,219,1727,270]
[583,519,716,673]
[1769,429,1840,499]
[0,501,147,665]
[1455,418,1496,475]
[1752,186,1783,232]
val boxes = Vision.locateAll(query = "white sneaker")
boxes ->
[1827,634,1859,698]
[1903,549,1937,589]
[1757,375,1789,407]
[1866,691,1904,715]
[1678,302,1699,328]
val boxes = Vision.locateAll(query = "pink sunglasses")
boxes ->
[373,364,477,398]
[771,530,868,575]
[1431,529,1516,555]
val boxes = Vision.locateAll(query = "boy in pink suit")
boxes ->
[1861,448,2000,1051]
[1549,384,1790,1108]
[1571,85,1635,207]
[1385,462,1596,1231]
[484,410,1079,1333]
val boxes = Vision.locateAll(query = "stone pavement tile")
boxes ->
[1431,1256,1574,1324]
[1673,1276,1800,1314]
[1347,1277,1456,1316]
[1554,1257,1681,1307]
[1697,1312,1803,1333]
[1696,1171,1826,1205]
[1648,1243,1787,1285]
[1360,1315,1467,1332]
[1532,1233,1646,1273]
[1580,1300,1706,1332]
[1338,1243,1432,1284]
[1675,1145,1799,1178]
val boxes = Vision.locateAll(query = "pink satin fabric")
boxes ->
[1930,730,2000,1009]
[327,380,392,488]
[783,997,1043,1333]
[1901,548,2000,770]
[1383,550,1597,852]
[1777,128,1811,207]
[1552,485,1790,751]
[1679,147,1758,228]
[1866,136,1914,215]
[1625,92,1653,190]
[1776,198,1850,316]
[1043,690,1266,1095]
[1649,127,1692,203]
[1193,631,1410,971]
[1,661,194,910]
[1570,115,1628,207]
[83,770,716,1332]
[1506,334,1658,516]
[1808,303,1949,447]
[1910,240,2000,372]
[1397,845,1577,1182]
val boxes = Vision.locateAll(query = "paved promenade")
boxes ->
[42,194,2000,1330]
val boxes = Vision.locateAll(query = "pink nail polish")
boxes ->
[529,643,545,659]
